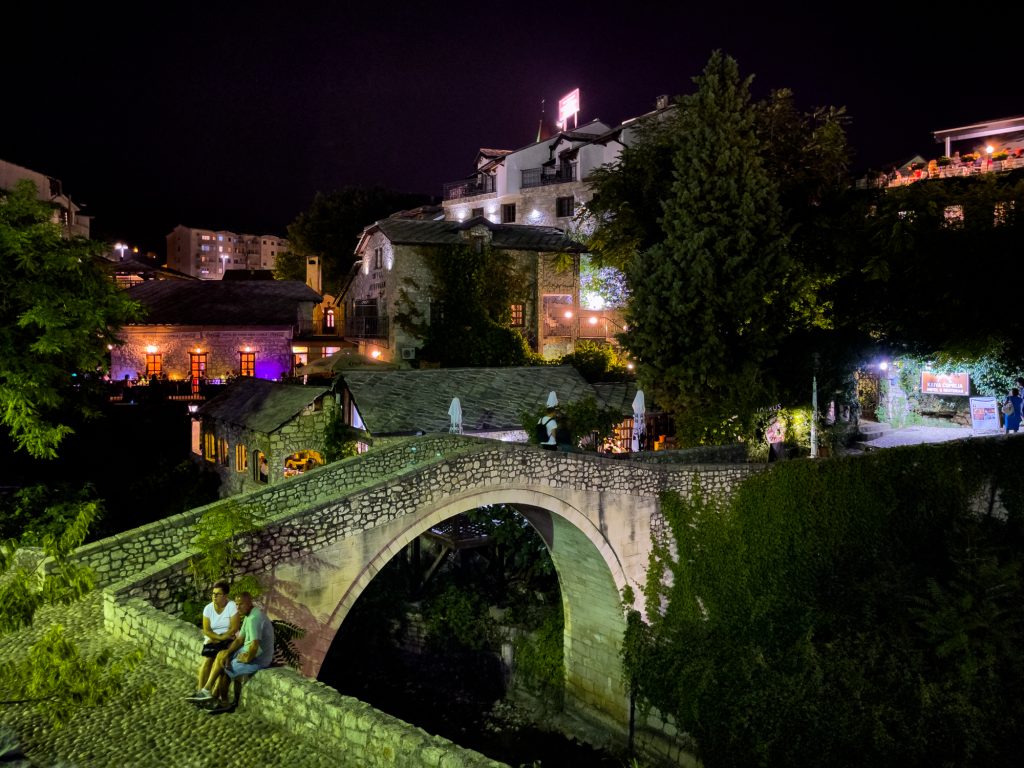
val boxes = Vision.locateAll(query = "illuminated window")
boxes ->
[254,450,268,483]
[374,246,383,270]
[510,303,525,327]
[235,444,248,472]
[217,437,229,466]
[471,207,484,218]
[995,201,1015,226]
[203,432,216,463]
[190,353,207,394]
[556,196,574,218]
[325,308,335,329]
[943,205,964,226]
[292,346,308,367]
[239,352,255,377]
[501,203,516,223]
[145,353,162,377]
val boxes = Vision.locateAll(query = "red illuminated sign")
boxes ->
[921,371,969,396]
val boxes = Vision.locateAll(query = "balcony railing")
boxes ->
[521,166,576,189]
[344,315,389,339]
[856,155,1024,189]
[443,175,496,200]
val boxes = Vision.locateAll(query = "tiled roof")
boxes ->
[340,365,594,435]
[198,378,332,434]
[592,381,640,416]
[126,280,321,326]
[372,218,583,253]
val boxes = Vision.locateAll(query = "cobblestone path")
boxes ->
[0,593,351,768]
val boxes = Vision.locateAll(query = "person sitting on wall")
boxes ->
[189,592,275,714]
[185,582,239,702]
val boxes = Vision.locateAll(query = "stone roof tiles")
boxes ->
[340,365,594,435]
[126,280,322,326]
[198,378,332,434]
[371,218,582,253]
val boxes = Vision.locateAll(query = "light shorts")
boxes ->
[225,648,269,679]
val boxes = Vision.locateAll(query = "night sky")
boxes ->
[4,2,1014,256]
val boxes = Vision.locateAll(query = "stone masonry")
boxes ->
[78,434,761,766]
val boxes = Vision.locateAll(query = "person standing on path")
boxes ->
[537,406,557,450]
[1003,387,1022,434]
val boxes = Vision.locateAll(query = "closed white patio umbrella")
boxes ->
[448,397,463,434]
[632,389,646,452]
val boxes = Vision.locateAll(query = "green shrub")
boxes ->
[625,438,1024,767]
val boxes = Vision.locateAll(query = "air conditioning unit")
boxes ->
[400,347,417,360]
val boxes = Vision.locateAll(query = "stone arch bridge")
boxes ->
[84,434,758,748]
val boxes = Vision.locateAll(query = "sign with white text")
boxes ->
[969,397,1000,431]
[558,89,580,130]
[921,371,970,396]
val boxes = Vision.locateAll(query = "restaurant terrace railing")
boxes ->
[857,154,1024,189]
[442,175,496,200]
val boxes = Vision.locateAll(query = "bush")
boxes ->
[625,438,1024,767]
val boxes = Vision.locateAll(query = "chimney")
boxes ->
[656,94,670,110]
[306,255,322,294]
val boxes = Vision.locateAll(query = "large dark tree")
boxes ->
[285,186,432,290]
[585,54,853,440]
[0,181,137,458]
[622,53,804,435]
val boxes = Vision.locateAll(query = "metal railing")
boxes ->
[443,175,496,200]
[344,315,389,339]
[521,166,576,188]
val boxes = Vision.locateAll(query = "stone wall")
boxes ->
[111,327,295,383]
[101,587,507,768]
[206,394,342,495]
[71,434,472,588]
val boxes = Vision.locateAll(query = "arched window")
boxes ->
[325,308,335,329]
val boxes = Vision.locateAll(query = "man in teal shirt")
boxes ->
[197,592,275,713]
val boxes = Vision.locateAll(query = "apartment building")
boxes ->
[165,225,288,279]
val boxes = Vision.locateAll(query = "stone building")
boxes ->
[111,280,322,384]
[0,157,91,238]
[342,217,584,362]
[197,378,340,496]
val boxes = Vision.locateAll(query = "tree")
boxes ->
[0,180,137,459]
[287,187,432,290]
[393,243,535,367]
[623,53,793,435]
[584,54,855,442]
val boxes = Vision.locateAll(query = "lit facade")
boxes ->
[342,218,584,362]
[165,225,288,279]
[0,158,91,238]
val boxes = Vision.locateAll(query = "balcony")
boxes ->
[521,166,576,189]
[345,315,389,339]
[443,175,496,201]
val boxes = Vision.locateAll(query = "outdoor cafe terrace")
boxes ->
[857,147,1024,189]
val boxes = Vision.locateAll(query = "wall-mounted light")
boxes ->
[243,346,252,353]
[986,145,995,155]
[145,345,158,354]
[371,349,382,359]
[588,316,598,325]
[563,310,574,319]
[107,344,114,350]
[187,403,199,415]
[194,348,203,354]
[626,362,635,371]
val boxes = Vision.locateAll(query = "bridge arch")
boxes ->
[310,485,631,734]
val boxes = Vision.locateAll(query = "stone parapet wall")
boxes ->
[101,588,507,768]
[72,434,472,587]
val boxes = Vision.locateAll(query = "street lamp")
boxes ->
[114,242,128,261]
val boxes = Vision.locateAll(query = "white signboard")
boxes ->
[969,397,1000,431]
[558,88,580,130]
